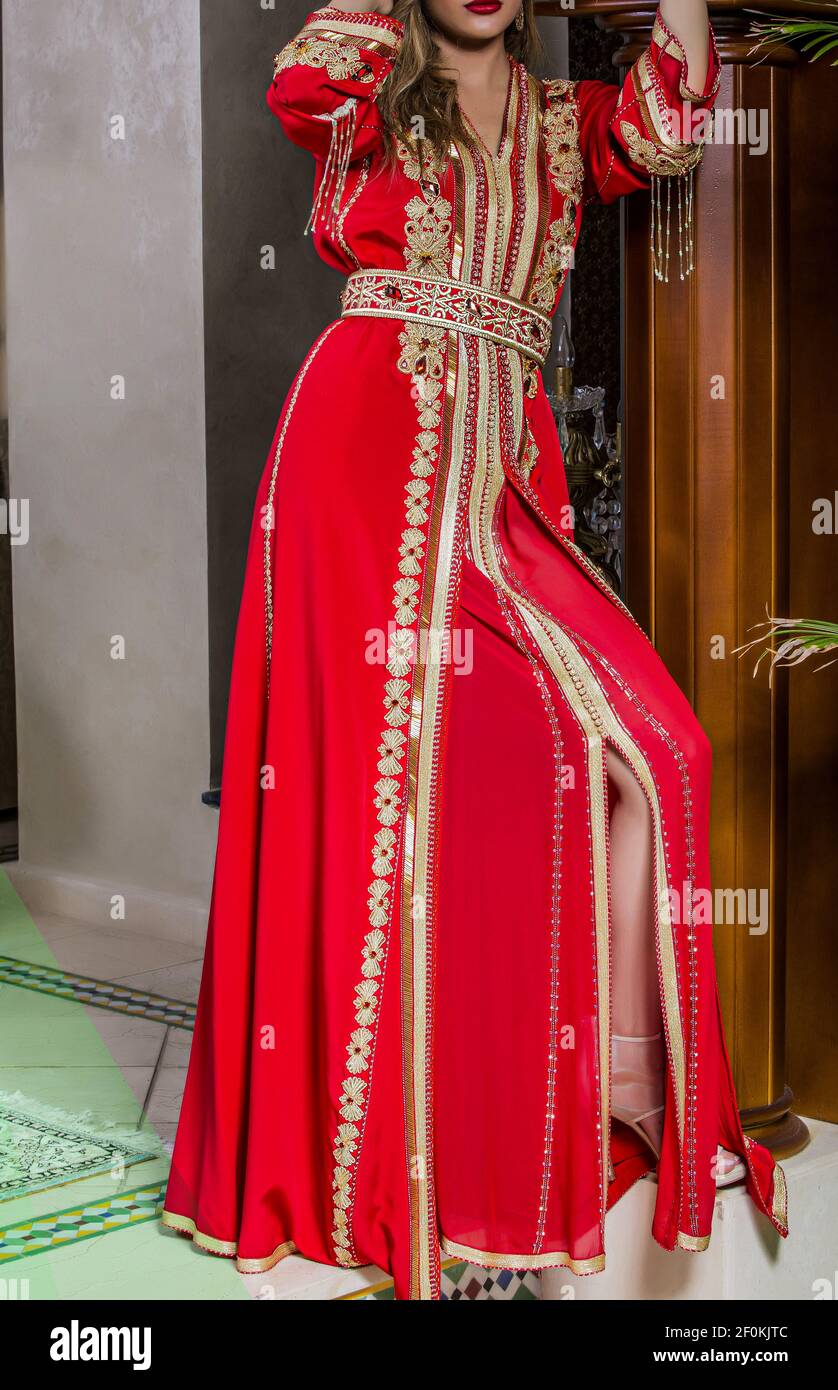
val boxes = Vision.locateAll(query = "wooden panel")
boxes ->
[546,0,830,1146]
[786,56,838,1123]
[623,52,793,1122]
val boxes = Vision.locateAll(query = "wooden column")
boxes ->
[537,1,832,1157]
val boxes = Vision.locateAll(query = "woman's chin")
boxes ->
[436,19,510,44]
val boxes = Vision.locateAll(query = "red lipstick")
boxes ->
[465,2,503,13]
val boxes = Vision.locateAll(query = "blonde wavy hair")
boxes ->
[379,0,544,166]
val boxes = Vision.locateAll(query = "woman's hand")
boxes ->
[327,1,394,14]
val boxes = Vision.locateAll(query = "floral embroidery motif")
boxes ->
[618,120,704,176]
[542,80,585,199]
[328,314,446,1277]
[397,142,452,278]
[274,35,375,84]
[403,193,452,278]
[530,83,584,314]
[397,139,448,185]
[529,210,577,313]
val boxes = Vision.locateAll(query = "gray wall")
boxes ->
[3,0,215,933]
[202,0,343,787]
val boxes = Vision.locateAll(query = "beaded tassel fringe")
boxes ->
[305,98,358,238]
[650,167,696,283]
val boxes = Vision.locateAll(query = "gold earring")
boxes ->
[515,7,525,32]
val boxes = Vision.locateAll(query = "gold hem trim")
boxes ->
[161,1209,297,1273]
[441,1236,605,1275]
[771,1160,789,1231]
[676,1230,711,1253]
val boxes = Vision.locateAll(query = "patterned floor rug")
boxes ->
[0,1092,161,1202]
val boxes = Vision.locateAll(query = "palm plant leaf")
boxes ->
[734,613,838,684]
[747,12,838,64]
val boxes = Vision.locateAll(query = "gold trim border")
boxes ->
[772,1160,789,1231]
[400,332,465,1302]
[304,12,403,52]
[441,1236,605,1276]
[161,1210,297,1273]
[676,1230,711,1253]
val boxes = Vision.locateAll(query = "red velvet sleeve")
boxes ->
[576,6,721,206]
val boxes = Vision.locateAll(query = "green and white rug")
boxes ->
[0,1092,161,1202]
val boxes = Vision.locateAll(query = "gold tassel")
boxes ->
[305,97,358,238]
[651,169,696,284]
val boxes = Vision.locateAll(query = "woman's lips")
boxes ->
[465,2,504,13]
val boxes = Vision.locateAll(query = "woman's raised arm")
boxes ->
[570,1,720,279]
[268,7,404,233]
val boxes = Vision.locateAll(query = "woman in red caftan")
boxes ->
[163,0,788,1300]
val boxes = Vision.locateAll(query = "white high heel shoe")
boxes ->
[610,1032,747,1187]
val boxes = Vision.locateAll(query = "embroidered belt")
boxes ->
[340,270,553,367]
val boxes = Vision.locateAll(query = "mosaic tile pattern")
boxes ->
[340,1260,541,1300]
[0,1184,165,1264]
[442,1264,541,1300]
[0,956,195,1029]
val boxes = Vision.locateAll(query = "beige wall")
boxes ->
[3,0,215,940]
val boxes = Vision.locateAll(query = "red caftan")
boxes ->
[163,7,788,1299]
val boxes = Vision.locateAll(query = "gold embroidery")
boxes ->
[393,578,420,626]
[396,138,447,185]
[529,83,583,314]
[399,334,461,1300]
[396,141,453,278]
[342,269,553,367]
[304,10,404,55]
[274,34,375,84]
[529,211,576,313]
[403,194,452,278]
[542,80,585,198]
[518,426,540,481]
[327,317,446,1276]
[619,120,703,177]
[509,73,547,304]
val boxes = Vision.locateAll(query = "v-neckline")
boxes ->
[459,58,517,167]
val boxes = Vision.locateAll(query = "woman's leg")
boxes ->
[607,746,660,1037]
[606,745,743,1181]
[606,746,666,1157]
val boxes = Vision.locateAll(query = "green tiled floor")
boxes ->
[0,871,247,1300]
